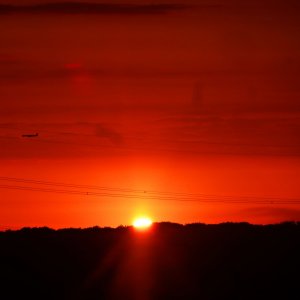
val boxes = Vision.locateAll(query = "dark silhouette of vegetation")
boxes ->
[0,222,299,299]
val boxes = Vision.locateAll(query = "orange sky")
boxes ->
[0,0,300,229]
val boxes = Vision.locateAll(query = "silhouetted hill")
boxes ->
[1,222,300,300]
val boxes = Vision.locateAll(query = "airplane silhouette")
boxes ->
[21,133,39,138]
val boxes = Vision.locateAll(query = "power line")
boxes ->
[0,176,299,204]
[1,184,299,204]
[0,176,298,201]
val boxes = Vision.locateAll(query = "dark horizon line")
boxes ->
[0,2,190,15]
[0,1,299,15]
[1,220,300,232]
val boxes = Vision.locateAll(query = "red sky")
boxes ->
[0,0,300,228]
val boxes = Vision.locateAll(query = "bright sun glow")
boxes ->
[133,217,153,229]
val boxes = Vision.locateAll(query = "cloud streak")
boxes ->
[95,124,123,145]
[241,206,300,223]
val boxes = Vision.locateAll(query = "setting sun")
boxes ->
[133,217,153,229]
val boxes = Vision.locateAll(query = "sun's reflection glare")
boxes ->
[133,217,152,230]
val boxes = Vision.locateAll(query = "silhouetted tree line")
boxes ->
[0,222,299,300]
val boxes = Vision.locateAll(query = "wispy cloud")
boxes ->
[95,123,123,145]
[0,122,124,158]
[241,206,300,222]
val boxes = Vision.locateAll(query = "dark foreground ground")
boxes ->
[1,222,300,300]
